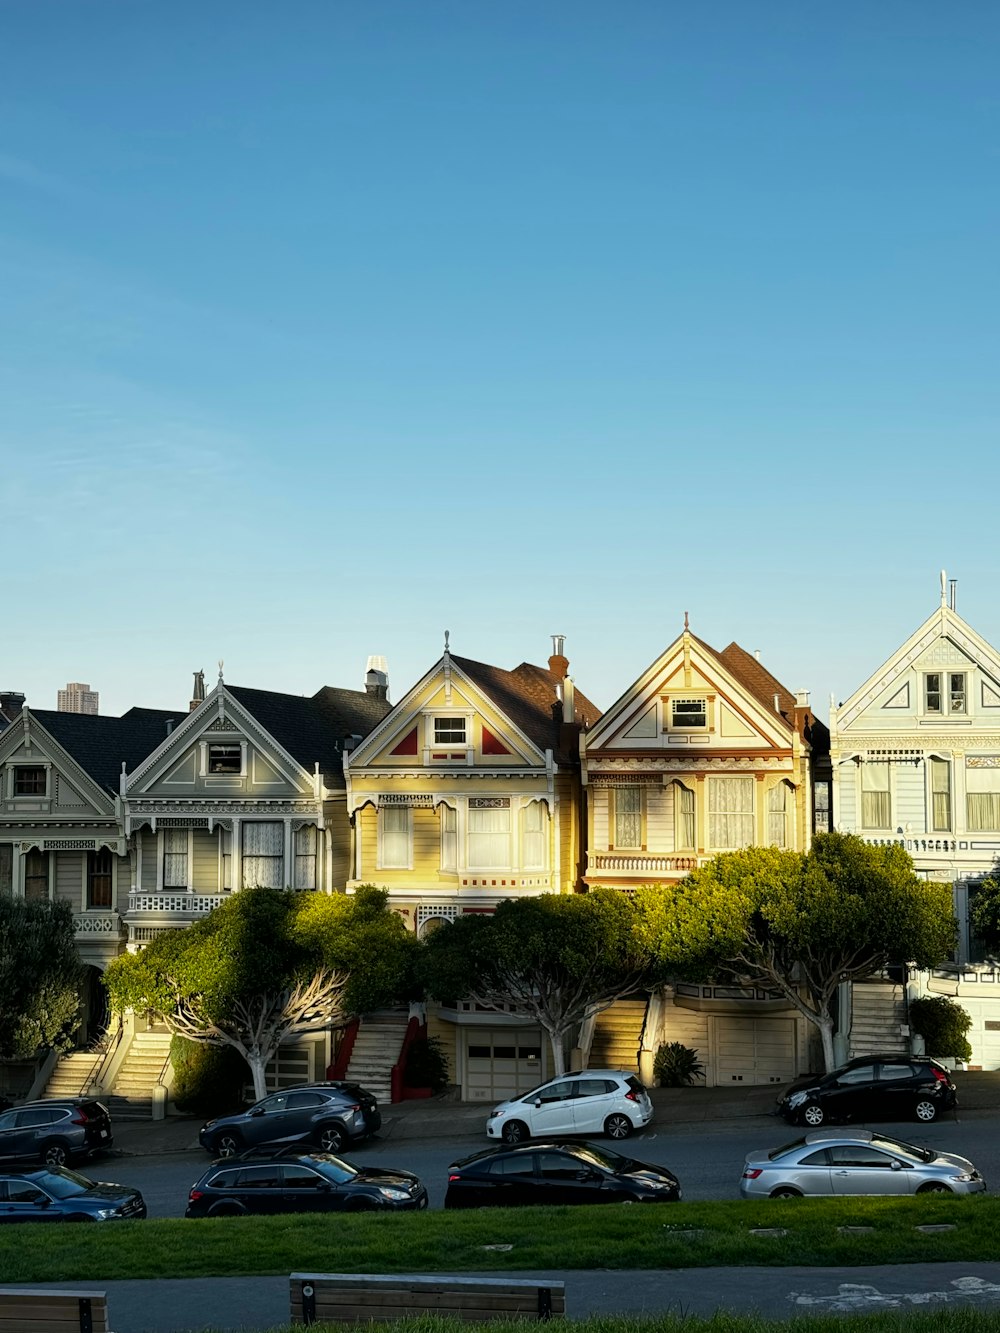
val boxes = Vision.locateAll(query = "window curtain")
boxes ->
[967,764,1000,832]
[708,777,754,849]
[221,827,233,891]
[242,821,284,888]
[521,800,546,870]
[294,825,317,890]
[930,758,952,832]
[468,807,510,868]
[673,783,695,849]
[861,761,891,829]
[767,784,789,847]
[440,805,457,872]
[614,787,641,848]
[87,849,113,908]
[163,829,189,890]
[381,806,410,868]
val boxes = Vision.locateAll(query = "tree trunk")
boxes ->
[545,1026,567,1077]
[246,1051,269,1102]
[818,1014,837,1073]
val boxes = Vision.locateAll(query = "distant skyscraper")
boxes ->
[58,682,99,714]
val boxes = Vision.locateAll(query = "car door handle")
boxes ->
[834,1170,851,1176]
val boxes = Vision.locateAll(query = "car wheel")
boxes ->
[209,1201,246,1217]
[604,1113,633,1141]
[317,1121,347,1153]
[501,1119,529,1145]
[770,1187,802,1199]
[801,1103,826,1128]
[347,1195,379,1212]
[914,1099,938,1123]
[917,1181,952,1194]
[214,1131,243,1158]
[41,1140,71,1168]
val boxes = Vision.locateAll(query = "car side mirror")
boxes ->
[317,1181,332,1192]
[534,1099,543,1108]
[249,1107,264,1118]
[890,1160,903,1171]
[34,1197,51,1208]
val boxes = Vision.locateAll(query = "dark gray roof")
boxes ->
[29,708,179,795]
[449,655,602,754]
[227,685,393,788]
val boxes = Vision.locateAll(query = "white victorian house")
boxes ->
[831,575,1000,1068]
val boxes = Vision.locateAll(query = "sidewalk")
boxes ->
[109,1069,999,1157]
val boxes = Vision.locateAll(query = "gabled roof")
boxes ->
[28,707,178,794]
[450,655,601,753]
[705,640,796,731]
[227,685,393,788]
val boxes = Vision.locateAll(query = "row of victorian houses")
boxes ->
[2,574,1000,1106]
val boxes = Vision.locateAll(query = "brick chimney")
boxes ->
[365,655,389,701]
[0,691,25,724]
[548,634,569,683]
[190,669,206,712]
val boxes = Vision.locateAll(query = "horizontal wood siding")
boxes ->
[412,808,440,878]
[660,997,710,1054]
[593,789,609,850]
[556,774,575,891]
[895,768,926,831]
[140,835,157,890]
[328,823,351,893]
[646,784,670,852]
[838,778,859,829]
[54,852,84,910]
[191,830,219,893]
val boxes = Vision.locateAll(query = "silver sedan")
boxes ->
[740,1130,986,1199]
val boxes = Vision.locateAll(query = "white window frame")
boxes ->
[669,697,709,730]
[860,761,891,830]
[929,756,952,833]
[439,803,458,873]
[378,804,413,870]
[467,800,512,870]
[158,828,192,892]
[924,672,968,717]
[424,712,473,764]
[767,782,792,849]
[673,781,696,850]
[520,799,548,871]
[7,763,51,800]
[241,820,286,889]
[199,740,248,778]
[612,787,642,850]
[707,776,755,850]
[21,847,53,901]
[293,824,318,890]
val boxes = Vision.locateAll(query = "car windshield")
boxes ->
[871,1135,934,1164]
[768,1138,807,1161]
[309,1154,360,1184]
[40,1168,96,1198]
[569,1144,626,1173]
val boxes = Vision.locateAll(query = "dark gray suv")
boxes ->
[199,1082,381,1158]
[0,1099,114,1167]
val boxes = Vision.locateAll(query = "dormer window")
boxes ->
[671,698,707,729]
[434,718,466,745]
[13,766,47,796]
[924,673,967,716]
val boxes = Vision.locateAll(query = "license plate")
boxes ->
[100,1130,109,1138]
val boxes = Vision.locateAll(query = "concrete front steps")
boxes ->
[345,1012,409,1104]
[42,1052,102,1100]
[105,1030,173,1120]
[849,981,909,1059]
[589,998,648,1074]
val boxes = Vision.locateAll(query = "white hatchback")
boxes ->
[486,1071,654,1144]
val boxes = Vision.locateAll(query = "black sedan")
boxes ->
[776,1055,958,1127]
[0,1166,146,1222]
[445,1141,681,1208]
[186,1148,428,1217]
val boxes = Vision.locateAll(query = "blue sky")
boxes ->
[2,2,998,721]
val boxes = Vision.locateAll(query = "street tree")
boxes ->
[418,889,663,1075]
[0,897,83,1060]
[104,886,415,1099]
[634,832,957,1072]
[970,872,1000,957]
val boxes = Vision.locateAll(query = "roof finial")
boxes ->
[443,630,450,655]
[940,570,947,607]
[684,610,690,631]
[218,659,224,682]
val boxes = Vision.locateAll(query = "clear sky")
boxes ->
[2,2,998,723]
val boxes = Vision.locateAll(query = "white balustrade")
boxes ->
[73,912,124,936]
[127,893,227,915]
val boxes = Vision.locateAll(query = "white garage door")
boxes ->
[464,1029,546,1102]
[953,999,1000,1070]
[711,1016,797,1086]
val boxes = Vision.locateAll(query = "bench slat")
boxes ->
[291,1274,564,1325]
[294,1291,565,1313]
[0,1290,110,1332]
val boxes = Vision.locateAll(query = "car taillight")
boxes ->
[932,1068,949,1083]
[348,1103,361,1112]
[742,1168,763,1179]
[448,1174,462,1182]
[625,1091,639,1103]
[71,1110,89,1125]
[188,1189,204,1202]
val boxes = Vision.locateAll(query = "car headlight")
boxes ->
[488,1109,504,1119]
[93,1208,117,1220]
[376,1187,410,1202]
[787,1092,807,1108]
[951,1173,974,1182]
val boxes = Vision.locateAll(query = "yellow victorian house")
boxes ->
[344,635,600,1101]
[581,619,830,1088]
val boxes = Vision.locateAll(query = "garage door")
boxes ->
[711,1016,797,1086]
[464,1029,546,1102]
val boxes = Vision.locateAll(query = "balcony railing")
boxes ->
[127,893,229,916]
[587,852,700,877]
[73,912,124,939]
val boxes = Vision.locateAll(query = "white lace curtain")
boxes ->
[163,829,188,889]
[242,821,284,889]
[468,807,510,869]
[708,776,754,849]
[861,761,890,829]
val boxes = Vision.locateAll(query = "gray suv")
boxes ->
[0,1099,114,1167]
[199,1082,381,1158]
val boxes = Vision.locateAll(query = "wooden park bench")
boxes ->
[291,1273,566,1325]
[0,1288,110,1332]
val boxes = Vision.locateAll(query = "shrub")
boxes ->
[653,1041,705,1087]
[403,1035,450,1092]
[169,1036,247,1116]
[909,995,973,1061]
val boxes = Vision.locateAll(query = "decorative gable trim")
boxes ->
[0,711,117,814]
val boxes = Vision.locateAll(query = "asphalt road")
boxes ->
[92,1106,1000,1218]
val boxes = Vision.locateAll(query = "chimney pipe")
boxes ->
[773,693,781,714]
[365,655,389,701]
[549,634,569,683]
[949,578,957,612]
[563,677,576,725]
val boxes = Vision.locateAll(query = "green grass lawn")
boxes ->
[251,1319,1000,1333]
[0,1194,994,1284]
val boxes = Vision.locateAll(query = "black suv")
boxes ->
[199,1082,381,1158]
[776,1055,958,1127]
[0,1099,113,1167]
[0,1166,145,1222]
[186,1147,427,1217]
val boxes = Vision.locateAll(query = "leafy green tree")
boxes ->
[970,874,1000,957]
[418,889,663,1075]
[634,833,957,1073]
[105,886,415,1099]
[0,898,83,1060]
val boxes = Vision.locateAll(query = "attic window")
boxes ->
[671,699,707,729]
[208,744,242,775]
[434,718,466,745]
[13,766,47,796]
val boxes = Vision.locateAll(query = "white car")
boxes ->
[486,1071,654,1144]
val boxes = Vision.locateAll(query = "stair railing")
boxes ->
[86,1019,125,1095]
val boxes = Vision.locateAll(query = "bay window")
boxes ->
[379,806,411,869]
[521,800,547,870]
[708,776,754,849]
[242,821,284,888]
[468,799,510,869]
[930,758,952,832]
[767,783,790,848]
[87,848,113,908]
[966,759,1000,832]
[23,849,50,901]
[440,805,457,872]
[162,829,189,890]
